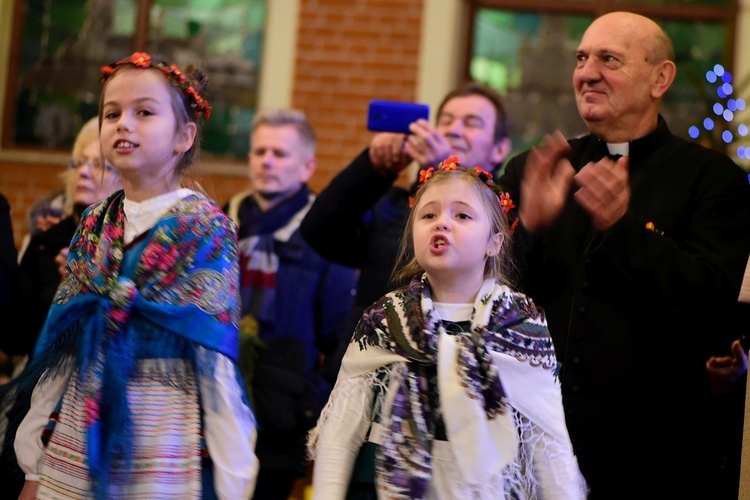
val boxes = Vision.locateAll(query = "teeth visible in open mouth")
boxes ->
[117,141,135,148]
[434,238,445,248]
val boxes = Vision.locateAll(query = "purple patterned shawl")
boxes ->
[353,275,557,499]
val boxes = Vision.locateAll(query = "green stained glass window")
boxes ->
[6,0,265,159]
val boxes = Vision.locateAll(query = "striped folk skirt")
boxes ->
[37,359,203,499]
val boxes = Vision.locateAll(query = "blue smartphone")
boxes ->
[367,100,430,134]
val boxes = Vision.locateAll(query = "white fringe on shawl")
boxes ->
[308,279,588,499]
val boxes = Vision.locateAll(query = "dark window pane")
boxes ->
[11,0,101,149]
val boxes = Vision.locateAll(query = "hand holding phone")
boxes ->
[367,100,430,134]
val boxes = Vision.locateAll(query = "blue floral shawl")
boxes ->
[15,190,242,496]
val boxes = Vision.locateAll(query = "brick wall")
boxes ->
[1,161,67,249]
[293,0,423,190]
[0,0,423,249]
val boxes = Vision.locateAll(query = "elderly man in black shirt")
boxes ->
[499,11,750,499]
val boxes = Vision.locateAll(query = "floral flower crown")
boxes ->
[100,52,212,120]
[410,155,519,234]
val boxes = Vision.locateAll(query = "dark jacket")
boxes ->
[0,193,17,317]
[227,186,358,475]
[301,149,410,314]
[4,216,78,356]
[0,213,76,497]
[498,117,750,498]
[300,147,421,374]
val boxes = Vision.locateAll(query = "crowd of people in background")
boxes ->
[0,10,748,500]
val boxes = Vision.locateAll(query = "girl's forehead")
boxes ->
[423,176,474,196]
[103,68,172,99]
[420,177,477,202]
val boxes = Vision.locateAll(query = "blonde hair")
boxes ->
[392,168,518,288]
[62,117,101,215]
[71,117,99,160]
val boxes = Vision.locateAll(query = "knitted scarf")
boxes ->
[232,186,314,323]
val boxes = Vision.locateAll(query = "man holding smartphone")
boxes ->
[300,81,512,381]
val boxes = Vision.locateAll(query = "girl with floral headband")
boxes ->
[5,52,258,499]
[307,157,587,499]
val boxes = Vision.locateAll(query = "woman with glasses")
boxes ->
[0,116,122,498]
[12,117,121,357]
[17,118,121,261]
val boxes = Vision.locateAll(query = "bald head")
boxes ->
[573,11,677,142]
[590,12,674,64]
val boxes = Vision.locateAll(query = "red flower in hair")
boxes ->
[199,103,212,120]
[418,167,434,184]
[100,65,116,78]
[100,52,212,121]
[499,192,515,213]
[473,166,490,178]
[185,87,200,100]
[509,217,519,235]
[170,65,188,84]
[441,155,460,170]
[130,52,152,68]
[410,156,518,237]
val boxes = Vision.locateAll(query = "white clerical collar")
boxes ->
[607,142,629,157]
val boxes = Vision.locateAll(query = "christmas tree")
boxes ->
[688,64,750,171]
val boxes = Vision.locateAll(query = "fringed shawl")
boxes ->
[332,275,560,499]
[9,190,242,497]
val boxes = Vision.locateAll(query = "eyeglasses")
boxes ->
[68,159,117,175]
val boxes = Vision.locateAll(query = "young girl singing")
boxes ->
[8,52,258,499]
[308,157,587,499]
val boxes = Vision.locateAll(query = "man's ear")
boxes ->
[175,122,198,153]
[491,137,512,166]
[651,60,676,99]
[300,157,317,183]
